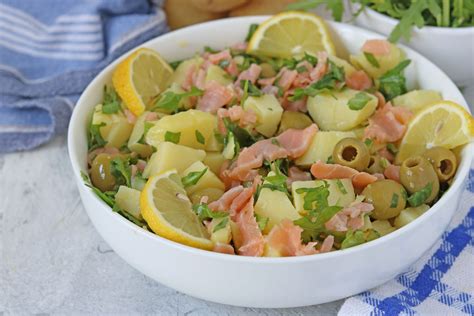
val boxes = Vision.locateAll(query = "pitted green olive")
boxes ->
[400,156,439,203]
[90,153,116,192]
[366,155,385,174]
[333,138,370,171]
[422,147,457,182]
[362,180,406,220]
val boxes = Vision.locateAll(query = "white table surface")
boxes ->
[1,86,473,316]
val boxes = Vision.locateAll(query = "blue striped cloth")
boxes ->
[0,0,167,152]
[339,165,474,315]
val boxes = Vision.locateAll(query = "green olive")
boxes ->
[366,155,385,174]
[277,111,313,134]
[362,180,406,220]
[399,156,440,203]
[260,63,276,78]
[422,147,457,182]
[332,138,370,171]
[90,153,116,192]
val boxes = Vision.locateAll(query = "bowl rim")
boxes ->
[356,4,474,34]
[68,15,474,264]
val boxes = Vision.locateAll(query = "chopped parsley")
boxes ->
[88,122,107,150]
[379,60,411,100]
[255,214,269,231]
[193,203,228,222]
[164,131,181,144]
[386,143,398,155]
[182,168,207,188]
[195,130,205,145]
[212,217,229,233]
[348,92,372,110]
[245,23,259,42]
[110,157,131,187]
[364,138,373,149]
[336,179,347,194]
[407,182,433,207]
[364,52,380,68]
[341,229,380,249]
[153,86,203,113]
[390,193,399,208]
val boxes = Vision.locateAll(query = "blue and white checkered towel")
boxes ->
[339,165,474,315]
[0,0,167,152]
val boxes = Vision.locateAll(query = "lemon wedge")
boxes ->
[246,11,336,58]
[396,101,474,163]
[140,170,213,250]
[112,47,173,116]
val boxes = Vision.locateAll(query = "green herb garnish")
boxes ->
[348,92,372,110]
[407,182,433,207]
[390,193,399,208]
[336,179,348,194]
[193,203,228,222]
[88,122,107,150]
[111,157,131,187]
[255,214,269,231]
[364,52,380,68]
[386,143,398,155]
[245,23,259,42]
[154,86,203,113]
[379,59,411,100]
[195,130,205,145]
[102,86,121,114]
[341,229,380,249]
[212,217,229,233]
[182,168,207,188]
[164,131,181,144]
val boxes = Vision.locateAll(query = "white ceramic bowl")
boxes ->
[68,16,473,308]
[352,6,474,86]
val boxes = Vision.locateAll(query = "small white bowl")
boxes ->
[68,16,473,308]
[352,6,474,86]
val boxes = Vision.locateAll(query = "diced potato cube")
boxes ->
[203,152,226,175]
[295,131,355,166]
[243,94,283,137]
[205,132,224,152]
[230,220,242,249]
[254,188,300,234]
[143,142,205,178]
[169,56,203,86]
[292,179,355,213]
[277,111,313,135]
[92,104,133,148]
[350,43,405,79]
[190,187,224,204]
[308,88,377,131]
[394,204,430,228]
[263,243,283,257]
[371,220,396,236]
[128,111,158,157]
[209,217,232,244]
[328,55,357,77]
[180,161,225,195]
[205,65,233,86]
[392,90,442,112]
[145,109,217,150]
[115,186,141,219]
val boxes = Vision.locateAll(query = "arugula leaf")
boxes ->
[204,46,218,53]
[195,130,205,145]
[222,117,257,148]
[102,86,121,114]
[182,168,207,188]
[88,122,107,150]
[379,60,411,100]
[386,143,398,155]
[364,52,380,68]
[240,79,262,101]
[326,155,334,164]
[295,182,330,212]
[169,60,182,70]
[212,217,229,233]
[388,0,428,42]
[164,131,181,144]
[341,229,380,249]
[348,92,372,110]
[262,173,289,194]
[255,214,269,231]
[407,182,433,207]
[110,157,131,187]
[390,193,399,208]
[288,0,344,21]
[80,171,116,207]
[154,86,203,113]
[294,205,342,242]
[192,203,228,222]
[303,52,318,66]
[112,203,145,226]
[245,23,259,42]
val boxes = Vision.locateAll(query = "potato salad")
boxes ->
[83,13,474,257]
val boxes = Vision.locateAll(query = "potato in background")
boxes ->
[165,0,226,30]
[191,0,249,13]
[229,0,297,16]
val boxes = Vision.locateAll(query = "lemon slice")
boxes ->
[396,101,474,163]
[246,11,336,58]
[112,47,173,116]
[140,170,213,250]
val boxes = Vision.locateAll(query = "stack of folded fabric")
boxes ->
[0,0,167,152]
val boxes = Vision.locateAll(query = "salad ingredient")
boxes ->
[307,88,378,131]
[90,154,117,192]
[91,104,134,149]
[140,170,213,250]
[243,94,283,137]
[113,48,173,116]
[396,101,474,163]
[127,111,159,158]
[394,204,430,228]
[296,131,355,166]
[392,90,442,113]
[181,161,225,196]
[332,138,370,171]
[350,40,405,79]
[371,220,396,236]
[399,156,439,203]
[203,152,226,175]
[362,179,406,220]
[366,155,385,174]
[145,109,217,150]
[364,101,412,143]
[143,142,206,178]
[277,111,313,134]
[205,65,234,86]
[170,56,204,86]
[422,147,457,182]
[246,11,336,58]
[115,186,142,219]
